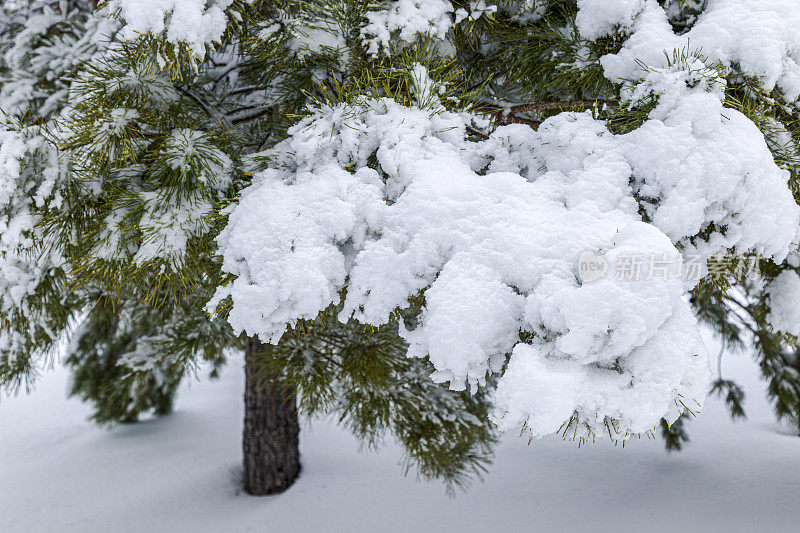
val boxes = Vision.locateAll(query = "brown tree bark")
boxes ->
[242,336,301,495]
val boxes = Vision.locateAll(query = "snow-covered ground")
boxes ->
[2,330,799,533]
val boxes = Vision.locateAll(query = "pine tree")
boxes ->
[1,0,498,495]
[3,0,800,496]
[0,0,230,424]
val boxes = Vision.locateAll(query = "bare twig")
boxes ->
[230,106,275,125]
[174,84,231,127]
[496,98,618,127]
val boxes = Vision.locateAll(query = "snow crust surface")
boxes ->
[3,336,800,533]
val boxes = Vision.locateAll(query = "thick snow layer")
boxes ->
[615,62,799,258]
[211,98,767,440]
[595,0,800,102]
[2,331,800,532]
[766,270,800,336]
[212,88,800,439]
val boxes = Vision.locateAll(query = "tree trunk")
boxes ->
[242,336,301,495]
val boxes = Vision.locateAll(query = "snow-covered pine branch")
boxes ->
[4,0,800,493]
[210,75,796,439]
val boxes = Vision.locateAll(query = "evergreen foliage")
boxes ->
[660,414,690,452]
[2,0,501,490]
[2,0,800,493]
[249,305,497,490]
[0,0,222,423]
